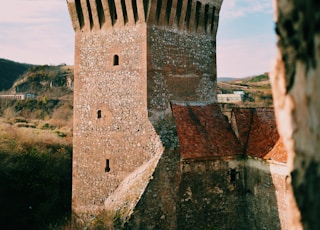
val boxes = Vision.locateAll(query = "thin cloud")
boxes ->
[221,0,273,19]
[0,0,74,65]
[0,0,66,24]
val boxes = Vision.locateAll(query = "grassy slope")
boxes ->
[217,73,273,107]
[0,62,73,229]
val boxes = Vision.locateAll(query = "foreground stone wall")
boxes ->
[127,155,247,229]
[177,157,246,229]
[272,1,320,229]
[126,154,291,230]
[245,158,289,230]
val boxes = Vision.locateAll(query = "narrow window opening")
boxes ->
[175,0,183,24]
[97,110,102,119]
[228,169,238,183]
[185,0,192,27]
[166,0,173,24]
[95,0,105,28]
[86,0,94,29]
[121,0,128,24]
[108,0,117,25]
[105,159,111,172]
[204,4,209,33]
[113,55,119,66]
[132,0,139,23]
[143,0,150,21]
[75,0,85,29]
[156,0,162,23]
[195,1,201,30]
[210,7,215,33]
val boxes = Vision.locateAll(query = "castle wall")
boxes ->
[245,158,289,230]
[126,155,247,229]
[125,155,292,230]
[147,26,217,120]
[72,24,163,225]
[177,157,246,229]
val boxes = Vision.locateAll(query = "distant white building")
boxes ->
[233,91,245,95]
[0,93,35,100]
[217,92,244,103]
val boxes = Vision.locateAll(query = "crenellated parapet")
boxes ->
[67,0,222,34]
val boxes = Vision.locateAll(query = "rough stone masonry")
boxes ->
[67,0,320,229]
[67,0,222,227]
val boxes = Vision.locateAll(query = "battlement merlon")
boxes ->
[67,0,223,34]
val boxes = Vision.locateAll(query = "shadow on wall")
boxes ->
[124,104,289,229]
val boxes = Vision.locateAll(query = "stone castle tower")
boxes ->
[67,0,222,226]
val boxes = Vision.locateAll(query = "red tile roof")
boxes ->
[172,104,287,163]
[232,108,287,163]
[171,103,243,160]
[230,108,254,148]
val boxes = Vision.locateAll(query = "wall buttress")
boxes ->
[158,0,168,25]
[68,1,81,31]
[115,0,124,25]
[188,0,196,31]
[89,0,101,30]
[198,3,205,33]
[101,0,113,28]
[206,5,213,33]
[80,0,90,31]
[168,0,178,26]
[126,0,135,25]
[137,0,146,22]
[178,0,188,29]
[148,0,158,24]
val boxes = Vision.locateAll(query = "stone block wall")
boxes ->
[177,157,246,229]
[126,153,247,229]
[245,158,289,230]
[147,27,217,120]
[72,24,164,224]
[126,153,290,230]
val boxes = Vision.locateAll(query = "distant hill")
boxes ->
[217,77,238,82]
[217,72,273,107]
[0,58,32,91]
[0,62,74,121]
[12,64,74,97]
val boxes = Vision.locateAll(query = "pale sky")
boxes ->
[0,0,277,78]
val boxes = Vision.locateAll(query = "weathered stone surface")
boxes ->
[271,1,320,229]
[67,0,222,227]
[66,0,320,229]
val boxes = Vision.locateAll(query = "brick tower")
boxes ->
[67,0,222,227]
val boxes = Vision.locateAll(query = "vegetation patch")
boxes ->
[0,142,72,229]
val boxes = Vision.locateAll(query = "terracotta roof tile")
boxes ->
[235,108,287,163]
[263,137,288,163]
[230,108,254,148]
[172,103,243,160]
[172,104,287,163]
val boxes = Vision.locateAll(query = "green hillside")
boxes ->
[0,58,32,91]
[217,72,273,107]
